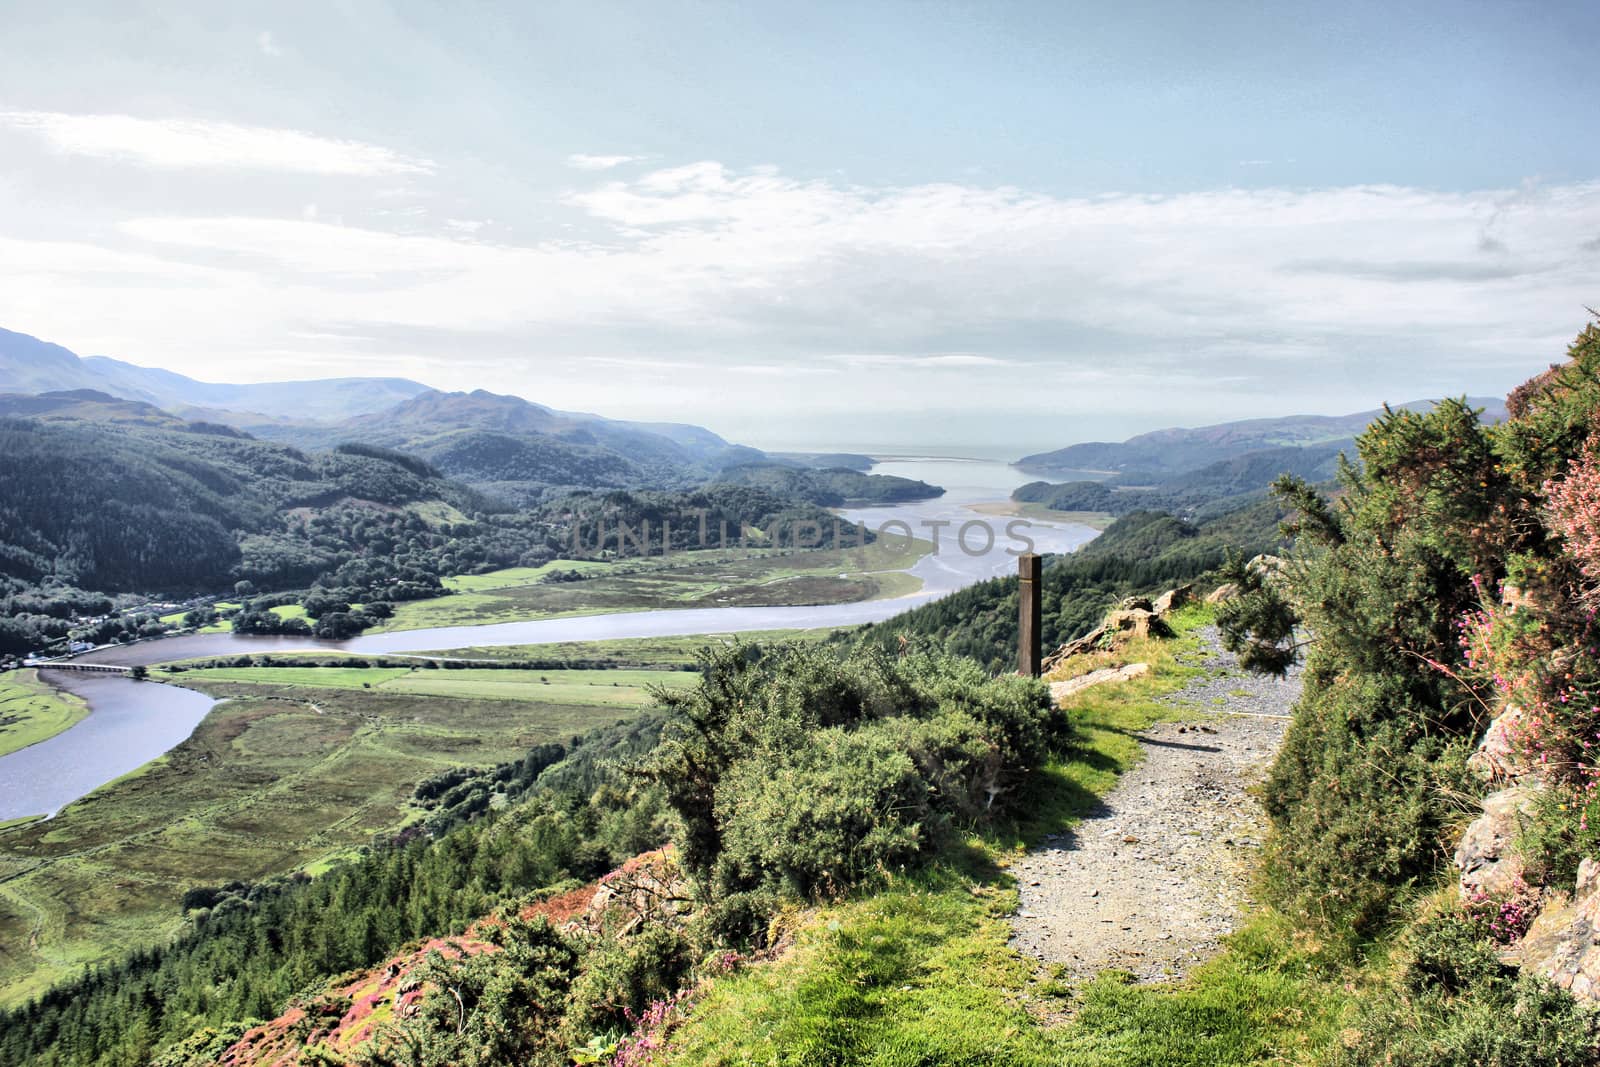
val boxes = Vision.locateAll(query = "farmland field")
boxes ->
[376,537,929,632]
[0,665,688,1005]
[0,670,88,758]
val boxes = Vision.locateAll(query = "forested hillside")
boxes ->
[1014,442,1343,521]
[709,462,943,506]
[0,407,874,656]
[849,498,1286,670]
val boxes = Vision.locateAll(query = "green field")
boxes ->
[0,666,682,1006]
[418,627,847,667]
[158,602,241,633]
[0,670,88,758]
[377,538,929,633]
[157,666,690,708]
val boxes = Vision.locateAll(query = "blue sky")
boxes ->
[1,0,1596,452]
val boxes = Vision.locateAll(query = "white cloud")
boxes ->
[828,354,1013,369]
[566,153,644,171]
[6,161,1599,426]
[0,111,433,175]
[257,31,282,57]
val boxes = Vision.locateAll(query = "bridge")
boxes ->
[30,661,132,674]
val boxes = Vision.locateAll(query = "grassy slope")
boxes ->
[376,538,930,632]
[662,606,1352,1066]
[0,670,88,758]
[0,667,677,1006]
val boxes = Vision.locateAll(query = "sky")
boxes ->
[1,0,1597,454]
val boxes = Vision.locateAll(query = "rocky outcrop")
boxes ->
[1048,662,1151,703]
[1205,583,1241,605]
[575,849,692,938]
[1466,704,1532,784]
[1456,786,1537,899]
[1041,587,1189,672]
[1507,860,1600,999]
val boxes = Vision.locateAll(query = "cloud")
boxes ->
[0,111,433,175]
[1287,258,1548,282]
[257,31,282,57]
[566,153,643,171]
[6,161,1599,427]
[828,353,1013,368]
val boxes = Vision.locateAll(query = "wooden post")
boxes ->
[1019,553,1041,677]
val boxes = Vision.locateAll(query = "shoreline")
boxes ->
[967,499,1115,531]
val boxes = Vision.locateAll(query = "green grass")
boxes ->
[417,628,847,668]
[661,605,1352,1065]
[442,559,613,592]
[0,669,89,757]
[376,539,930,633]
[268,603,308,622]
[0,668,668,1006]
[156,666,693,708]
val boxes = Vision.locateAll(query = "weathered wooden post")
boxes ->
[1019,553,1041,677]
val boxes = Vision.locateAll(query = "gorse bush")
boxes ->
[1225,322,1600,935]
[1334,912,1600,1067]
[638,642,1061,906]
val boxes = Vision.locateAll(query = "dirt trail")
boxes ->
[1008,627,1302,982]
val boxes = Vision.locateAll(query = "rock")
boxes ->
[1578,858,1600,901]
[1456,786,1538,899]
[1151,585,1193,616]
[1247,554,1284,580]
[1104,608,1166,641]
[1205,583,1241,605]
[1118,595,1155,613]
[1041,626,1108,672]
[1466,704,1531,783]
[1049,662,1151,702]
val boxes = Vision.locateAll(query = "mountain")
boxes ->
[0,327,431,421]
[0,329,776,500]
[293,388,770,503]
[1016,397,1509,477]
[0,413,507,600]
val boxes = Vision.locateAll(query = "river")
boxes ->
[0,457,1093,820]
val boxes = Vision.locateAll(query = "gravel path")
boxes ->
[1008,627,1303,982]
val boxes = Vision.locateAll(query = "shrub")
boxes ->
[1336,912,1600,1067]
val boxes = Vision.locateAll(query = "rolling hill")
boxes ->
[1016,397,1509,477]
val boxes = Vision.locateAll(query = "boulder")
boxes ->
[1103,607,1167,641]
[1117,595,1154,613]
[1151,585,1192,616]
[1049,662,1151,703]
[1456,786,1538,899]
[1205,583,1241,605]
[1466,704,1531,784]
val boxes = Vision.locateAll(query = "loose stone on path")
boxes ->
[1007,626,1302,982]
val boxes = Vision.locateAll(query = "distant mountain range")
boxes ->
[1016,398,1510,478]
[0,327,429,423]
[0,327,819,503]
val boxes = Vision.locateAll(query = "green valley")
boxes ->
[0,663,691,1005]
